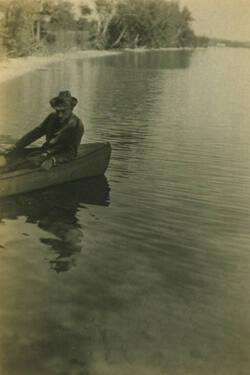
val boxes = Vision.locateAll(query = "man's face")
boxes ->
[55,106,72,123]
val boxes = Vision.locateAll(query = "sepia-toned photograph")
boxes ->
[0,0,249,374]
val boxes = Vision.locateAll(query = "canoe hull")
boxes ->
[0,142,111,198]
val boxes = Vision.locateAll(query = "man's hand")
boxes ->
[41,157,56,170]
[41,151,50,158]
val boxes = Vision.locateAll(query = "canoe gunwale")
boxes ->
[0,142,111,181]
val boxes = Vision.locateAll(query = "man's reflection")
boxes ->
[0,176,110,272]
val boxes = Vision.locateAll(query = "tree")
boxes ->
[92,0,117,48]
[4,0,41,56]
[92,0,196,49]
[49,0,76,30]
[1,0,198,56]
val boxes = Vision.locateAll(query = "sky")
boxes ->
[181,0,250,41]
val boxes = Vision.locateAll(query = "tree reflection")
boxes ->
[0,176,110,272]
[103,49,193,70]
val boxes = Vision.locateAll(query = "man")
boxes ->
[1,90,84,171]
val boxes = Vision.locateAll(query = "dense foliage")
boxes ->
[95,0,196,49]
[0,0,207,57]
[1,0,41,56]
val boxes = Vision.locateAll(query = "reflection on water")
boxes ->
[103,49,193,70]
[0,49,250,374]
[0,176,110,272]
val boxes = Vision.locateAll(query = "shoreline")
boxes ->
[0,47,208,85]
[0,46,245,85]
[0,50,121,84]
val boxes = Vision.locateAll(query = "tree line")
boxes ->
[0,0,209,58]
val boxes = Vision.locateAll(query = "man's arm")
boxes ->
[14,114,52,150]
[46,118,84,157]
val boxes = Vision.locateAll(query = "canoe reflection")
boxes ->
[0,176,110,272]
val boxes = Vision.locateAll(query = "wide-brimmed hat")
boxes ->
[50,91,78,109]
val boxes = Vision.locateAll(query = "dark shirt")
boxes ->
[15,113,84,158]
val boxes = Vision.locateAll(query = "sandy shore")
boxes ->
[0,50,120,84]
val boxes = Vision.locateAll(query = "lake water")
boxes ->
[0,48,250,375]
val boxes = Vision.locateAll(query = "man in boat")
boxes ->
[0,91,84,171]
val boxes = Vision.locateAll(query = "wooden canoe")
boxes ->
[0,142,111,198]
